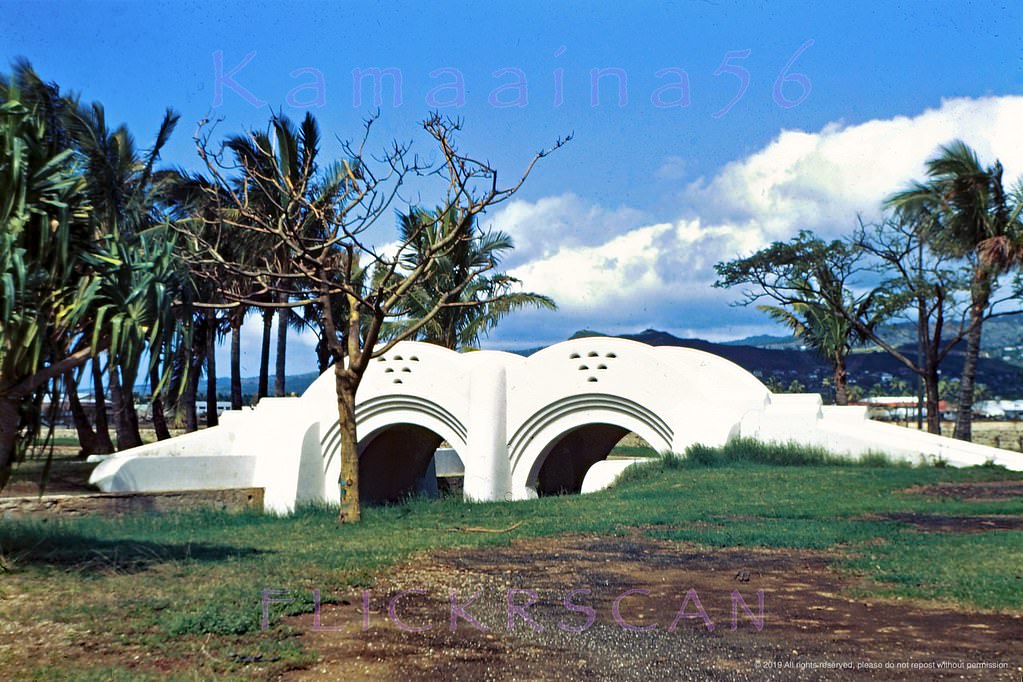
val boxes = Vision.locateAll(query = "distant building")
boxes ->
[973,400,1023,420]
[857,396,948,421]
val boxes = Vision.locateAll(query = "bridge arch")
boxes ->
[509,393,674,497]
[320,394,469,504]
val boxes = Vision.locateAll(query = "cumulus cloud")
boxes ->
[481,193,650,269]
[685,95,1023,242]
[486,95,1023,346]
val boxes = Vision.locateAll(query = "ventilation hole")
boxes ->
[598,364,607,370]
[578,365,589,370]
[410,356,419,361]
[401,367,411,373]
[384,367,394,373]
[392,379,403,384]
[587,376,598,382]
[587,351,599,357]
[394,355,403,360]
[606,352,617,358]
[376,357,386,362]
[569,352,581,359]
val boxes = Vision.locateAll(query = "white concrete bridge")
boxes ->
[89,338,1023,513]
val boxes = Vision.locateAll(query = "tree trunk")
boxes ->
[924,366,941,435]
[108,365,143,450]
[121,364,143,446]
[275,298,288,397]
[183,360,199,432]
[258,308,273,400]
[184,322,204,432]
[182,316,204,432]
[335,366,361,523]
[64,371,98,458]
[832,354,849,406]
[91,359,115,453]
[315,337,331,374]
[0,395,21,490]
[206,319,219,428]
[916,310,926,431]
[149,363,171,441]
[954,277,989,442]
[231,319,242,410]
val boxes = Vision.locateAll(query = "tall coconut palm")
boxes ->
[887,140,1023,441]
[387,206,556,349]
[223,112,328,396]
[156,168,244,426]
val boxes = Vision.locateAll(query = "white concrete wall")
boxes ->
[89,339,1023,513]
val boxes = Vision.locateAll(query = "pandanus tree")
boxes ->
[0,77,177,485]
[3,60,114,454]
[0,89,93,485]
[386,206,556,349]
[887,140,1023,441]
[65,97,180,448]
[181,111,568,522]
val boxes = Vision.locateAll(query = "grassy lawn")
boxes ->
[1,440,1021,678]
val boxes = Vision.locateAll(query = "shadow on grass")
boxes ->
[0,523,263,572]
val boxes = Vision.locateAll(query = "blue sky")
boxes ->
[4,1,1023,376]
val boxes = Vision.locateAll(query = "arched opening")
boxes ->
[536,426,658,496]
[357,424,445,504]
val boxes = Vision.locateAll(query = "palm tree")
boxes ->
[223,112,329,396]
[0,82,92,482]
[388,207,556,349]
[66,97,180,448]
[887,140,1023,441]
[758,301,864,405]
[0,66,177,477]
[156,168,245,427]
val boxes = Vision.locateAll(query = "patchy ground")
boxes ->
[284,530,1023,681]
[2,446,94,497]
[901,479,1023,502]
[4,445,1023,679]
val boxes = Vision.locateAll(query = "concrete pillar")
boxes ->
[462,360,512,502]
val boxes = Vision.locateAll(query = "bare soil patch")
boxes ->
[901,480,1023,502]
[865,512,1023,533]
[283,533,1023,681]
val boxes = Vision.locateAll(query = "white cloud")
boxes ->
[484,193,650,268]
[685,95,1023,243]
[486,95,1023,345]
[218,310,321,379]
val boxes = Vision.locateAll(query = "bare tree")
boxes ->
[851,214,971,433]
[178,111,568,522]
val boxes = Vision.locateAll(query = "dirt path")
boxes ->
[283,532,1023,681]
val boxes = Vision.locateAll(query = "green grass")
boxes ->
[1,443,1021,677]
[676,437,912,468]
[607,443,660,458]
